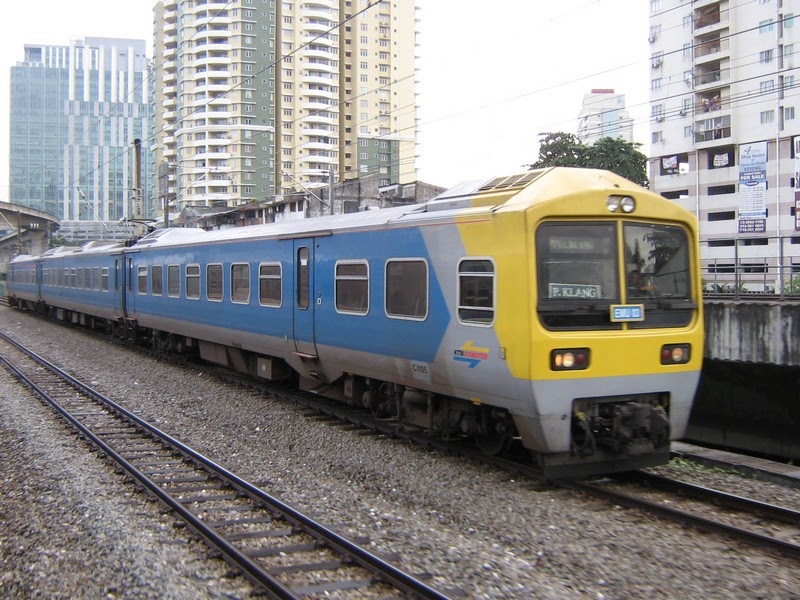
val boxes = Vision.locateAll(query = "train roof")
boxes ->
[127,168,573,250]
[18,168,660,257]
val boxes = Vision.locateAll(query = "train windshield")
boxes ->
[536,221,694,330]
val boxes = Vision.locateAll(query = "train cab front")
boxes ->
[529,201,703,479]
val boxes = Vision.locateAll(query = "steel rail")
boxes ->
[557,478,800,561]
[0,331,450,599]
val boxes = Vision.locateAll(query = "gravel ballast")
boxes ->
[1,305,799,599]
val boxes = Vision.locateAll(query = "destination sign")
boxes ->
[548,283,601,299]
[610,304,645,322]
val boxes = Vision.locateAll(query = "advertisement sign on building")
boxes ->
[794,136,800,231]
[738,142,768,234]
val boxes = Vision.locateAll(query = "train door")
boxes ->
[122,252,137,320]
[293,240,317,357]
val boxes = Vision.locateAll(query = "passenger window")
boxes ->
[297,247,309,309]
[101,267,109,292]
[186,264,200,299]
[258,263,282,307]
[386,259,427,319]
[151,265,163,296]
[231,263,251,304]
[458,259,495,324]
[207,264,223,301]
[137,267,148,294]
[335,261,368,314]
[168,265,180,297]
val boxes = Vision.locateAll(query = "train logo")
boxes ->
[453,341,489,368]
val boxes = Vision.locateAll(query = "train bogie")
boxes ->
[6,168,704,478]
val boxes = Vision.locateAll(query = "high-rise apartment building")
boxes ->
[9,37,151,230]
[648,0,799,291]
[577,88,635,144]
[152,0,418,217]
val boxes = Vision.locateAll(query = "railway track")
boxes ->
[0,330,451,599]
[558,471,800,561]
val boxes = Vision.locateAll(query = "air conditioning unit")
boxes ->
[656,116,665,122]
[679,110,687,116]
[649,35,657,43]
[651,59,663,68]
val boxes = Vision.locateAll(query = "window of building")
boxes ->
[231,264,250,304]
[760,80,775,93]
[708,184,736,195]
[458,259,495,325]
[138,267,148,294]
[786,106,796,121]
[708,211,735,221]
[151,265,163,295]
[651,78,662,91]
[759,19,775,33]
[661,189,689,200]
[207,264,223,301]
[652,130,664,143]
[760,49,774,63]
[760,110,775,123]
[186,265,200,299]
[258,263,282,307]
[335,261,368,314]
[168,265,180,297]
[385,260,427,319]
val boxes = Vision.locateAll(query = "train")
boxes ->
[5,167,704,478]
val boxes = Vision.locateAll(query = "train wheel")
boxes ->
[362,382,398,419]
[475,409,513,456]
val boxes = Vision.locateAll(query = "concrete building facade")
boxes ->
[152,0,418,221]
[648,0,800,292]
[577,88,635,144]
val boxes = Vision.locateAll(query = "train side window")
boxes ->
[458,259,495,325]
[297,247,309,310]
[386,259,428,320]
[258,262,282,307]
[137,267,148,294]
[335,261,368,315]
[231,263,251,304]
[101,267,109,292]
[71,268,77,288]
[207,264,223,301]
[151,265,163,296]
[186,264,200,300]
[168,265,180,297]
[93,267,100,291]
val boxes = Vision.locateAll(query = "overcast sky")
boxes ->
[0,0,649,197]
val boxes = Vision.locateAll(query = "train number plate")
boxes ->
[610,304,645,322]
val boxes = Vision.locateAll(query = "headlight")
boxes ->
[551,348,590,370]
[661,344,691,364]
[606,195,636,213]
[620,196,636,213]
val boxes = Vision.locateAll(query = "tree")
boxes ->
[586,137,649,187]
[529,132,649,187]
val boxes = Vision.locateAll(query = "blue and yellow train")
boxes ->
[6,167,704,478]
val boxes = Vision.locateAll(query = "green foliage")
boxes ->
[782,274,800,296]
[530,132,649,187]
